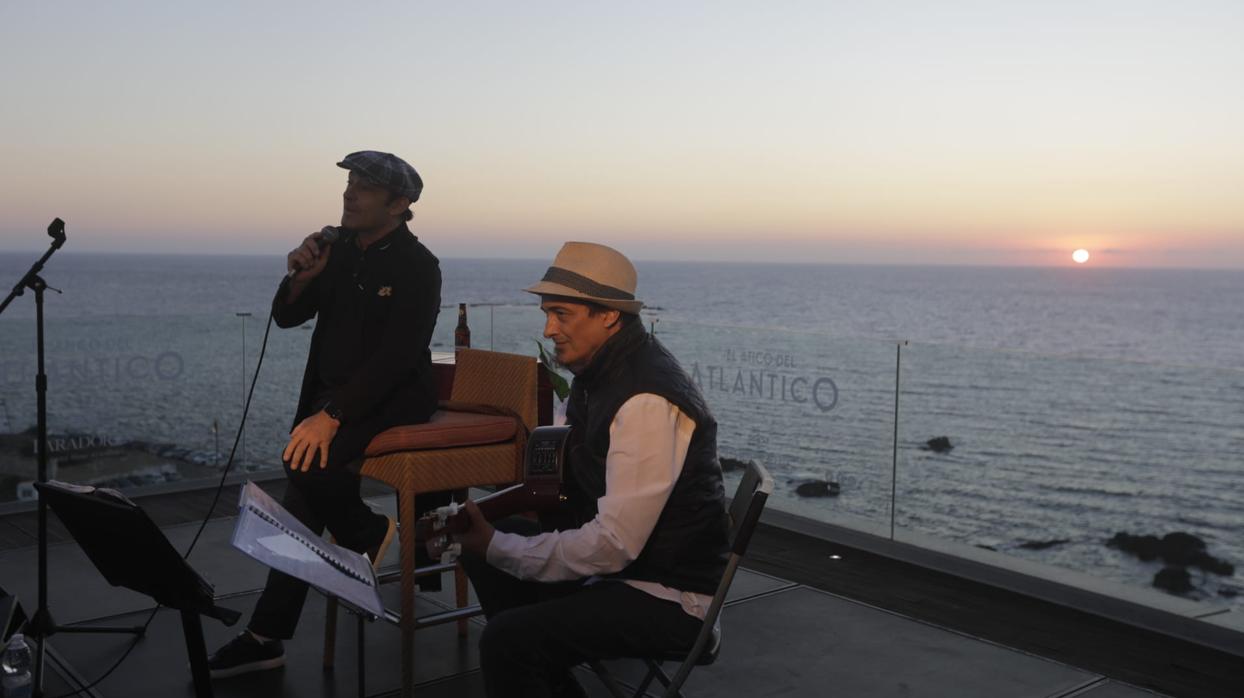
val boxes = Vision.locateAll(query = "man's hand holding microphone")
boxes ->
[284,226,340,300]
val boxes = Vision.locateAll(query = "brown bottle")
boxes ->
[454,303,471,351]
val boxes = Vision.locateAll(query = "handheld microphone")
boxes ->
[287,226,341,279]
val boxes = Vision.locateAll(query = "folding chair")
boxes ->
[590,460,774,698]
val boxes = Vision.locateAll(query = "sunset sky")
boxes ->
[2,1,1242,267]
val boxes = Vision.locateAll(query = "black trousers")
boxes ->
[461,519,702,698]
[248,403,444,639]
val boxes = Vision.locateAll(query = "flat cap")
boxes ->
[337,150,423,203]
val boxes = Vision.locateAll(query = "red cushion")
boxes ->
[364,410,517,457]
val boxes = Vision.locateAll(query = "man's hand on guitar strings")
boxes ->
[426,535,462,564]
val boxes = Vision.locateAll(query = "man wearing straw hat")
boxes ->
[457,242,731,698]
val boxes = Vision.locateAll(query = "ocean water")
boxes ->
[1,252,1241,606]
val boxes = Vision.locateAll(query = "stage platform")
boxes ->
[0,482,1223,697]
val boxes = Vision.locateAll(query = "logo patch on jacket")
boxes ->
[377,286,393,297]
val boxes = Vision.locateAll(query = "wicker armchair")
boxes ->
[323,348,538,697]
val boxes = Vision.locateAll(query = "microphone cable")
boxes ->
[183,308,276,557]
[47,305,278,698]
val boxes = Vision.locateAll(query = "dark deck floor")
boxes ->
[0,482,1234,697]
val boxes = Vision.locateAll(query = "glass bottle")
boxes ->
[0,633,33,698]
[454,303,471,352]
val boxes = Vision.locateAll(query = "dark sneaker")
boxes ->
[366,515,397,570]
[551,671,589,698]
[207,632,285,679]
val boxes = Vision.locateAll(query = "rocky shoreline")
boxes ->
[720,451,1240,603]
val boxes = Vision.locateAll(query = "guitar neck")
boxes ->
[475,481,563,523]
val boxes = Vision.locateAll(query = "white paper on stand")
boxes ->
[231,481,384,618]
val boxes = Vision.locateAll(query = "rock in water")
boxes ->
[1107,532,1164,561]
[1153,566,1193,594]
[795,480,841,498]
[922,436,953,453]
[1158,532,1207,566]
[1018,538,1070,551]
[1189,552,1235,577]
[719,457,747,473]
[1106,531,1233,575]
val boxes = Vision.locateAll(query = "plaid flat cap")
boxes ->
[337,150,423,203]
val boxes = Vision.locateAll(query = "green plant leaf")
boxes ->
[535,341,571,402]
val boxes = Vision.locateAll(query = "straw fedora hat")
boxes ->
[524,242,644,315]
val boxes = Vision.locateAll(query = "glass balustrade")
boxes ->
[3,301,1239,627]
[897,341,1243,613]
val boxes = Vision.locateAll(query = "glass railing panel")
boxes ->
[1,309,316,508]
[897,341,1244,611]
[2,297,548,508]
[653,321,900,535]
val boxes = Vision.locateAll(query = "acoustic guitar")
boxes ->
[422,425,571,560]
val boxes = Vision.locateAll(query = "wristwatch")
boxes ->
[322,401,343,423]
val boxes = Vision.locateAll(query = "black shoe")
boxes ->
[207,632,285,679]
[551,671,588,698]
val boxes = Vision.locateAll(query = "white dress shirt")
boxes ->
[486,393,714,619]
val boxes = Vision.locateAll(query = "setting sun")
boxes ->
[1072,249,1090,264]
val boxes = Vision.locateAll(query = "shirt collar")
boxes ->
[353,222,410,255]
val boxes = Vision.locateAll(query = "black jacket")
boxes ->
[272,223,441,433]
[563,320,730,595]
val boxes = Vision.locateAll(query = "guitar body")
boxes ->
[423,425,572,538]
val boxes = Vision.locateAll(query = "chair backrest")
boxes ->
[449,349,540,431]
[727,460,773,557]
[700,462,773,642]
[654,460,772,694]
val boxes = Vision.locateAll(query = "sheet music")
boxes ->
[231,481,384,617]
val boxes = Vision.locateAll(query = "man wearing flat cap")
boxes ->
[456,242,731,698]
[209,151,444,678]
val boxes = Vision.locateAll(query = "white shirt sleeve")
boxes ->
[485,392,696,581]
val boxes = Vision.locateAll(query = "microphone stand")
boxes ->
[1,219,145,698]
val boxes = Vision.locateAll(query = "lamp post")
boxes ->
[236,312,252,468]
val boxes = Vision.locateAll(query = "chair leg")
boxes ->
[357,612,367,697]
[634,659,662,696]
[323,532,340,670]
[451,487,470,637]
[653,659,690,698]
[455,564,470,637]
[588,659,633,698]
[399,488,418,698]
[322,596,338,670]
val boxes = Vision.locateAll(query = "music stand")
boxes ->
[34,482,240,698]
[1,586,27,643]
[1,218,146,698]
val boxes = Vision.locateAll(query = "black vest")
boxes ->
[563,321,730,595]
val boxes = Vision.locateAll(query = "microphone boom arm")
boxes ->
[0,217,66,317]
